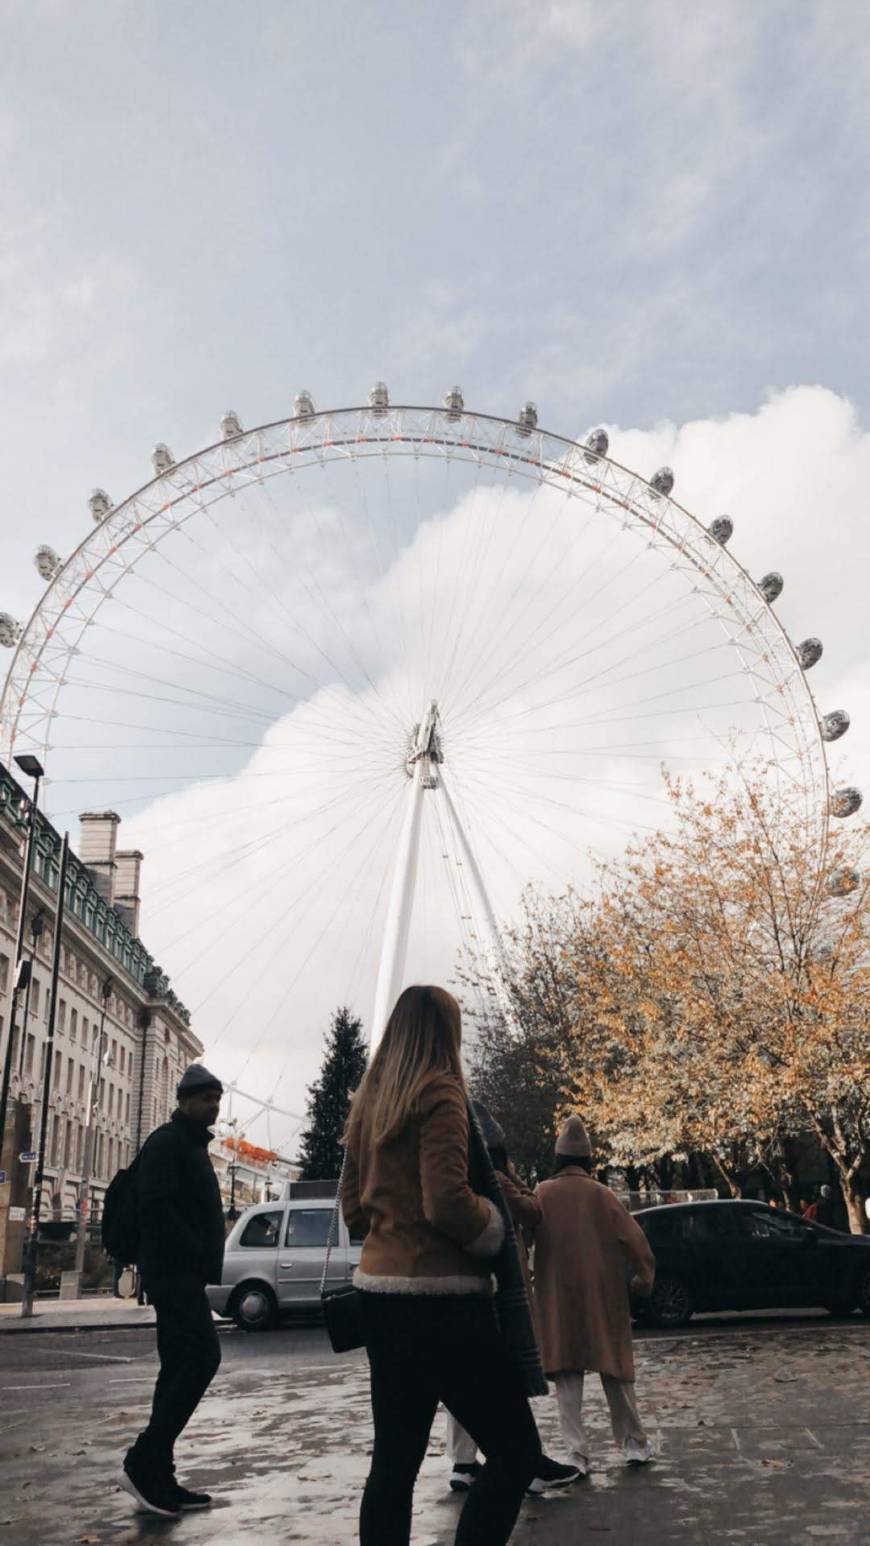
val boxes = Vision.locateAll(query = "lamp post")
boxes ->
[0,756,45,1175]
[73,974,115,1282]
[219,1118,241,1221]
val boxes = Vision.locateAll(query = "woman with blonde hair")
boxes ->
[342,985,542,1545]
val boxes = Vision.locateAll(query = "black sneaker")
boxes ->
[449,1461,482,1492]
[121,1457,181,1518]
[171,1482,213,1510]
[527,1455,582,1493]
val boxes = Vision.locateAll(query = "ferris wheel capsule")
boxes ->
[821,709,850,742]
[649,466,675,498]
[34,546,63,581]
[443,386,464,420]
[294,391,315,419]
[797,637,823,671]
[517,402,538,436]
[368,382,389,415]
[0,612,21,648]
[221,410,244,441]
[831,786,862,818]
[709,515,734,545]
[88,488,114,523]
[827,867,860,896]
[152,444,175,474]
[758,571,784,603]
[583,427,609,464]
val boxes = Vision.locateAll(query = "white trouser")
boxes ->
[554,1372,649,1463]
[444,1409,478,1464]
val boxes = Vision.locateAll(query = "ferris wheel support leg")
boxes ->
[370,764,426,1052]
[437,766,521,1038]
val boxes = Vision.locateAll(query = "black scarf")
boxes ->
[467,1101,548,1398]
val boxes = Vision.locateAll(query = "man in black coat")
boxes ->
[122,1063,226,1518]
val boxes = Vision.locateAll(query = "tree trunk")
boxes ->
[844,1186,867,1236]
[709,1152,741,1198]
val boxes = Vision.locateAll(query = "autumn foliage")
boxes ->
[467,769,870,1232]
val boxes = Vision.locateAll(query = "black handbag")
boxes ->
[322,1281,366,1353]
[320,1156,366,1354]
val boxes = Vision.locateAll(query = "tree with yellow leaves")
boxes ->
[563,768,869,1232]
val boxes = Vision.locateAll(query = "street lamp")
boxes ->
[219,1118,241,1222]
[0,756,45,1203]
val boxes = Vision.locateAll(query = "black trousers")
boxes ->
[360,1292,541,1546]
[128,1275,221,1478]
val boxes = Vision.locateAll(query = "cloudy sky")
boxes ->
[2,1,869,1147]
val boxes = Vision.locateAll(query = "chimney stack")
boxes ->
[78,811,120,903]
[114,849,144,937]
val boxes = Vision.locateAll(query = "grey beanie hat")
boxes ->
[472,1100,507,1154]
[177,1062,224,1099]
[555,1115,592,1159]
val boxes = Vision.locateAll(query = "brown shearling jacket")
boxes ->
[342,1071,504,1294]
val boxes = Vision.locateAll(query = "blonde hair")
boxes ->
[345,985,465,1147]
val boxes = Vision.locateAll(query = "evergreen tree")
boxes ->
[297,1006,367,1180]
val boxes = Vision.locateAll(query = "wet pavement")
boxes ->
[1,1317,868,1544]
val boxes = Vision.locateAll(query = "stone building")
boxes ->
[0,759,202,1286]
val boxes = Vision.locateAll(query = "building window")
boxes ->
[32,980,40,1019]
[66,1058,74,1094]
[61,999,69,1037]
[25,1034,35,1076]
[70,1007,78,1041]
[0,953,9,994]
[125,1092,131,1124]
[78,1065,85,1100]
[108,1086,115,1118]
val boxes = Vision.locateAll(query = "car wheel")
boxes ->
[232,1282,278,1332]
[857,1264,870,1317]
[647,1273,694,1328]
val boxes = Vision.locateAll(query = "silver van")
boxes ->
[207,1190,364,1330]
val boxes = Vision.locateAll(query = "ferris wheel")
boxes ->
[0,387,860,1120]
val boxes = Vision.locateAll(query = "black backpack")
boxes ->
[101,1152,142,1265]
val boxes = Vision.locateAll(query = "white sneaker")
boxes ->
[625,1439,655,1465]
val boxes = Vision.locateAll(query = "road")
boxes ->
[1,1313,868,1544]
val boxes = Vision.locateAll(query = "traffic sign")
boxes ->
[0,1170,6,1183]
[19,1151,37,1163]
[9,1206,26,1222]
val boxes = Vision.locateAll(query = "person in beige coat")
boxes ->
[533,1116,656,1474]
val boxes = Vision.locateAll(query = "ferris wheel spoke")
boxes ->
[143,768,401,919]
[169,768,403,982]
[449,572,700,734]
[447,508,633,722]
[222,784,407,1082]
[257,464,412,731]
[197,492,410,736]
[143,546,323,692]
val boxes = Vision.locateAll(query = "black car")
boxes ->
[632,1199,870,1327]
